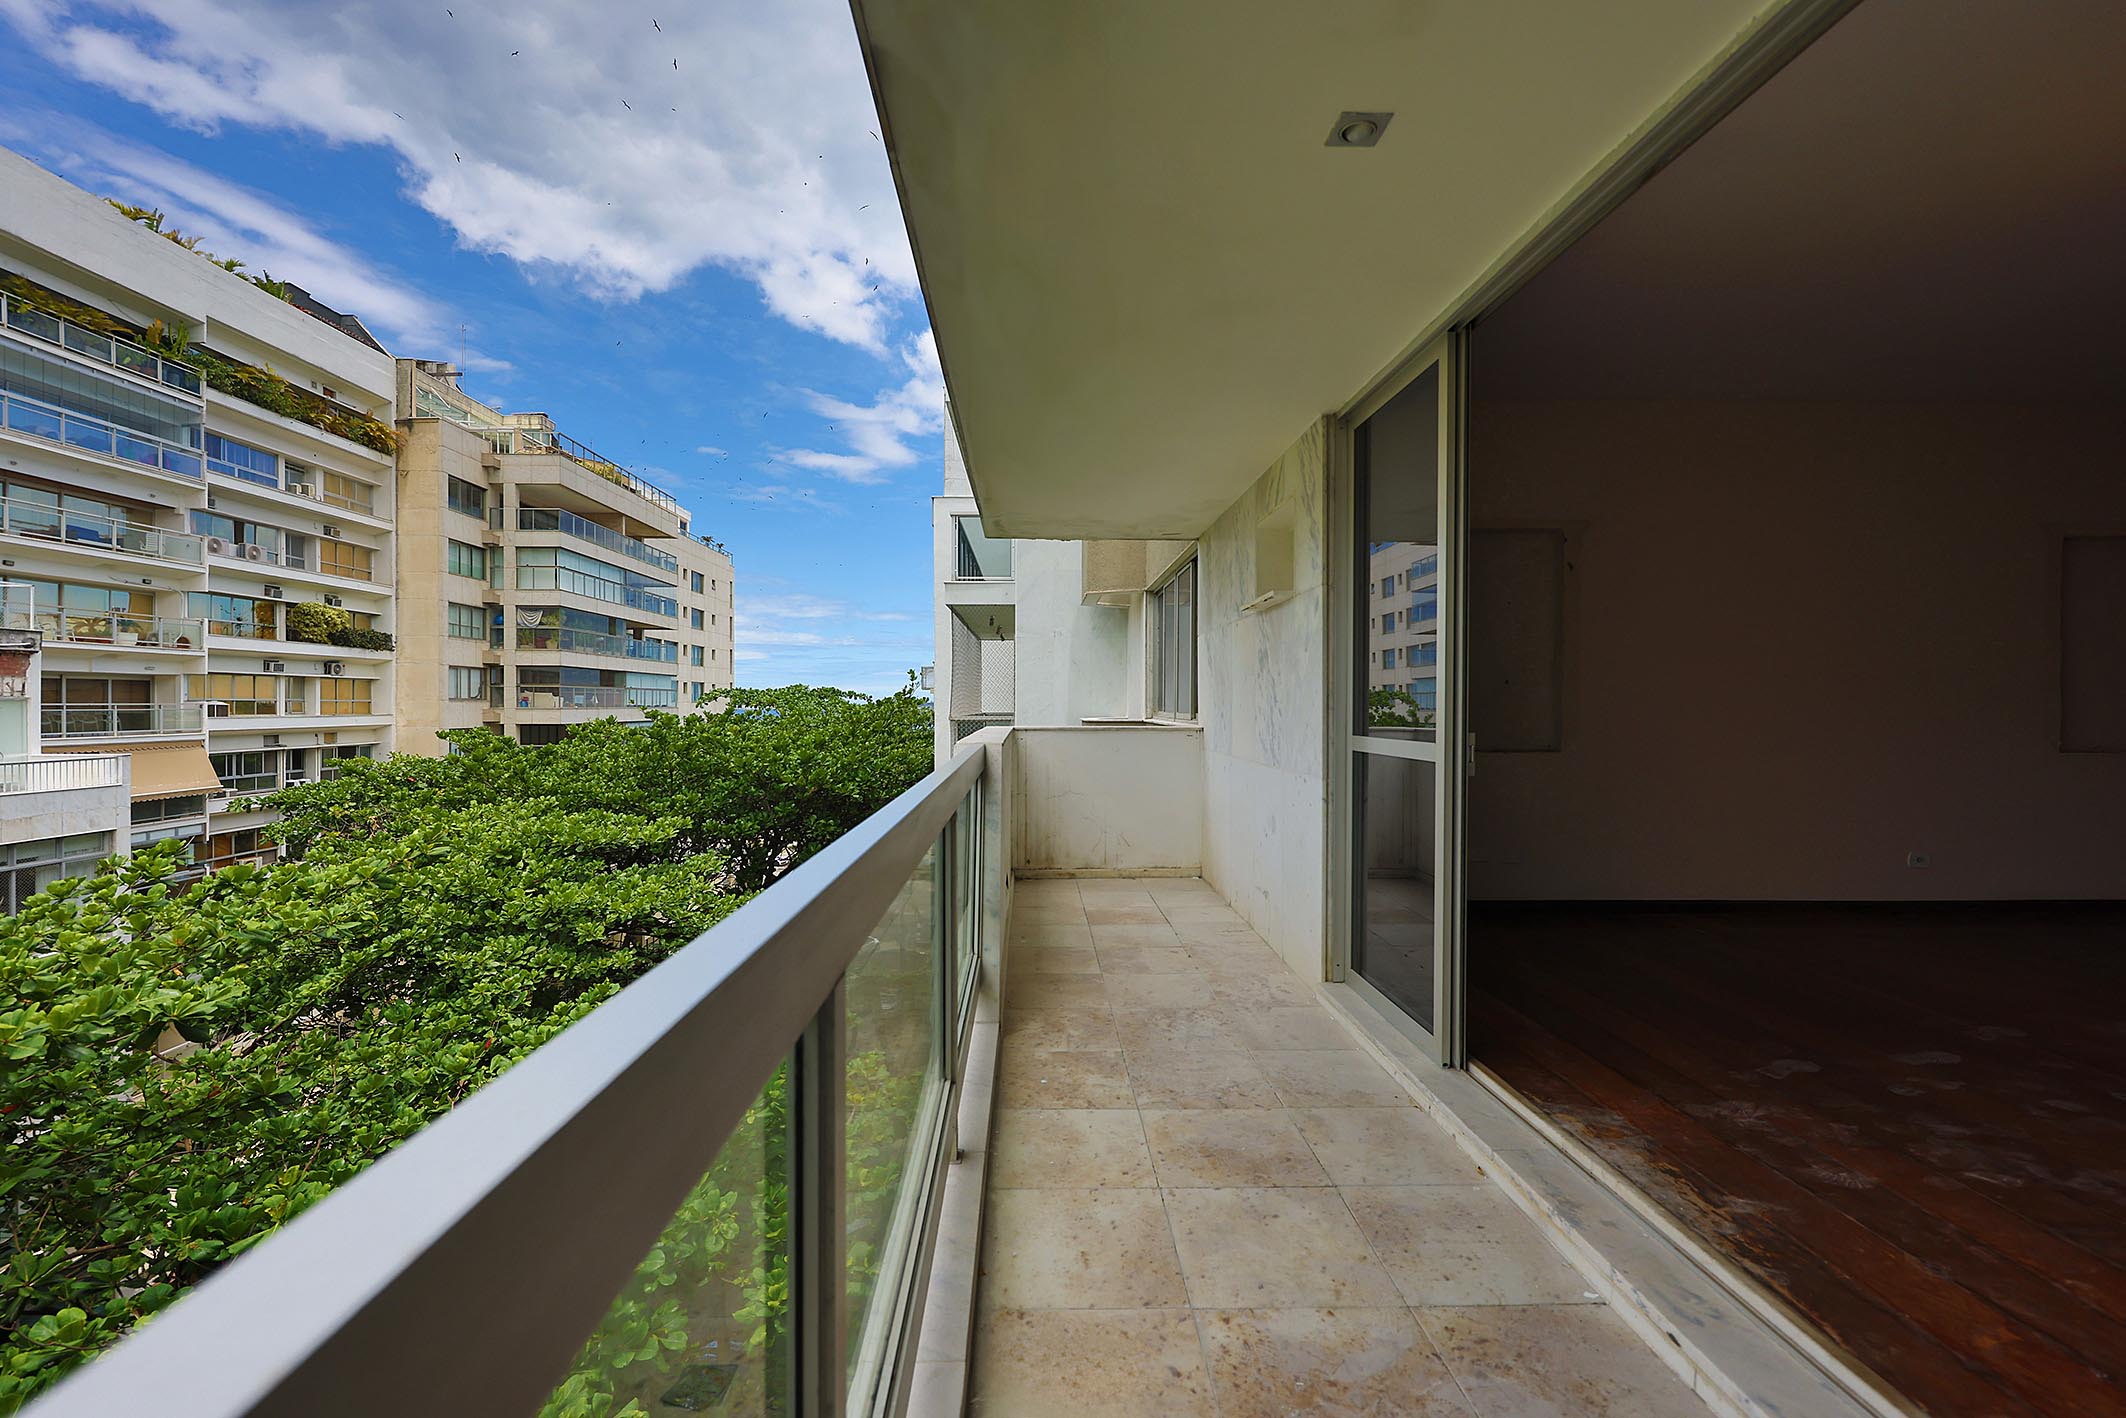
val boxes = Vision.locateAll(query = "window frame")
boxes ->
[1146,554,1199,722]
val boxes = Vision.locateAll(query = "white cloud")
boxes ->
[0,0,918,350]
[783,329,943,482]
[694,445,728,457]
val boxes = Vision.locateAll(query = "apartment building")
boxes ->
[0,150,398,881]
[393,359,731,750]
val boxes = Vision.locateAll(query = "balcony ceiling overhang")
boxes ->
[854,0,1778,538]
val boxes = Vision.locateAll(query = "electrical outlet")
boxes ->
[1906,851,1931,869]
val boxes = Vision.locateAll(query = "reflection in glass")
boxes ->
[1352,753,1437,1032]
[1355,365,1440,737]
[541,1063,792,1418]
[844,839,945,1403]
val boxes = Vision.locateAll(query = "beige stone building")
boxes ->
[392,360,730,752]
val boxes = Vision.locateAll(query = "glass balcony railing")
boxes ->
[0,293,204,396]
[1409,592,1438,623]
[516,565,680,618]
[0,390,204,479]
[952,517,1012,579]
[40,703,206,738]
[32,611,204,650]
[478,425,682,517]
[21,745,993,1418]
[518,507,680,574]
[511,684,681,710]
[0,494,205,564]
[515,626,681,662]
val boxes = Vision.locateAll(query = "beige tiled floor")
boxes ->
[973,877,1710,1418]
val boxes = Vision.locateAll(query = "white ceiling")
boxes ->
[856,0,1775,537]
[1479,0,2126,401]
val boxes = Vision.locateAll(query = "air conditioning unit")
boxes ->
[323,661,346,676]
[263,734,281,747]
[263,658,287,673]
[263,584,284,599]
[323,594,343,608]
[243,543,267,562]
[206,495,219,509]
[205,535,231,556]
[321,524,343,539]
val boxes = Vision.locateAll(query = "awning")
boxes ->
[55,743,224,801]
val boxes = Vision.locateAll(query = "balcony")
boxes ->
[0,751,130,841]
[0,494,205,566]
[512,684,680,711]
[31,611,204,652]
[479,425,683,518]
[515,626,681,663]
[40,703,205,739]
[0,293,204,397]
[518,507,680,574]
[515,565,679,618]
[0,752,128,793]
[0,389,204,480]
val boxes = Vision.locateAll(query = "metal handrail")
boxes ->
[0,292,203,395]
[40,703,206,737]
[24,744,988,1418]
[517,508,680,574]
[0,752,129,792]
[0,495,205,564]
[514,626,681,663]
[33,611,204,649]
[477,425,682,516]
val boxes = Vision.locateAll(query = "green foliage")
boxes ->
[272,683,935,891]
[1367,687,1436,730]
[105,200,292,303]
[328,626,395,652]
[3,685,934,1407]
[283,601,351,645]
[178,346,403,455]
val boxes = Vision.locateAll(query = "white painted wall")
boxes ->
[1198,421,1330,976]
[1012,540,1132,725]
[1014,726,1203,874]
[1469,399,2126,901]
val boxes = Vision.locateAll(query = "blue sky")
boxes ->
[0,0,942,694]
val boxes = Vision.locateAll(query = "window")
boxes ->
[201,827,270,870]
[446,602,487,640]
[319,538,374,581]
[189,509,286,560]
[691,572,705,593]
[2,833,115,911]
[953,516,1012,578]
[447,476,488,519]
[322,472,374,513]
[447,666,485,700]
[1382,647,1398,670]
[131,794,207,825]
[1380,575,1395,598]
[447,539,488,580]
[211,750,280,795]
[1150,558,1197,719]
[284,677,308,715]
[204,431,278,487]
[187,674,280,716]
[319,744,373,780]
[691,645,705,667]
[186,591,276,638]
[1410,587,1438,624]
[1410,641,1439,667]
[1409,677,1438,711]
[317,677,375,716]
[691,608,705,630]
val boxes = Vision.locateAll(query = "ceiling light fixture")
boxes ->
[1325,111,1393,148]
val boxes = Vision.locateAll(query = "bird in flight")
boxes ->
[454,152,461,162]
[622,100,632,110]
[653,17,661,30]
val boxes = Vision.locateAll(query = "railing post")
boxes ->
[795,978,846,1417]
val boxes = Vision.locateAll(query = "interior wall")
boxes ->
[1200,419,1329,974]
[1469,398,2126,901]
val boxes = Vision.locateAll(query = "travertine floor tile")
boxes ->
[1124,1048,1280,1109]
[1183,940,1290,974]
[981,1189,1188,1309]
[1172,920,1273,948]
[1000,1006,1119,1052]
[1145,878,1224,904]
[1255,1050,1414,1106]
[1159,904,1248,926]
[993,1109,1155,1189]
[1104,973,1214,1011]
[1229,1006,1357,1051]
[1007,972,1110,1010]
[1164,1187,1401,1308]
[1418,1304,1707,1416]
[997,1047,1133,1109]
[1343,1186,1600,1307]
[971,1309,1216,1417]
[1015,944,1100,975]
[1013,898,1089,925]
[1085,901,1169,926]
[1197,1308,1475,1417]
[1142,1109,1332,1188]
[1293,1108,1484,1186]
[1091,922,1185,950]
[1205,972,1320,1010]
[1009,920,1095,950]
[1110,1006,1244,1054]
[1095,944,1198,975]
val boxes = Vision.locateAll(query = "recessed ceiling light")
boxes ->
[1325,111,1392,148]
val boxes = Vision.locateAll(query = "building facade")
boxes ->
[393,359,731,751]
[0,149,399,880]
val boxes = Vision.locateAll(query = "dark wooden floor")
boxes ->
[1470,905,2126,1418]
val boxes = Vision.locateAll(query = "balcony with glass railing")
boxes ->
[511,684,681,711]
[40,702,205,739]
[0,494,205,565]
[0,293,204,397]
[478,424,683,517]
[0,389,205,479]
[517,506,681,574]
[515,625,681,663]
[32,611,204,651]
[516,564,680,618]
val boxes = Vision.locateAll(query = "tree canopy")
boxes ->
[0,685,933,1411]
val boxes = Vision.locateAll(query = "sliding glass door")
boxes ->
[1335,336,1466,1063]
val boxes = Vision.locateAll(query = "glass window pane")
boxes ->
[1352,752,1437,1032]
[843,838,944,1404]
[1356,365,1439,738]
[954,790,979,1026]
[542,1062,792,1417]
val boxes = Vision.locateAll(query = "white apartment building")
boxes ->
[0,150,398,885]
[393,359,731,749]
